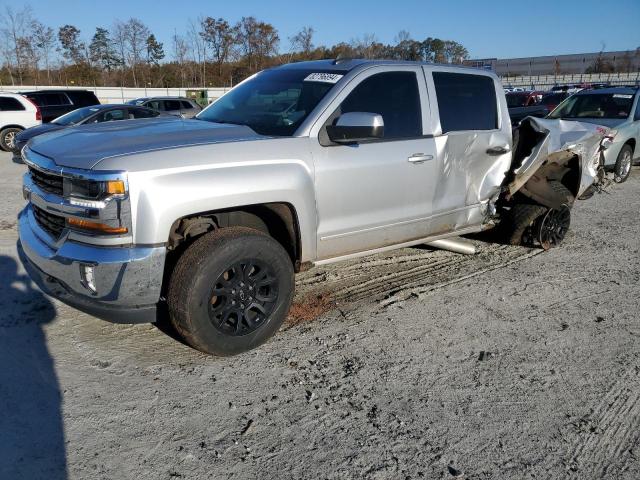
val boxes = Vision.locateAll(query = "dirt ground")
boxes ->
[1,150,639,480]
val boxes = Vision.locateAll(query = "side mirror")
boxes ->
[326,112,384,144]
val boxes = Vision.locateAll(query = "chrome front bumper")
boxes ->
[18,205,166,324]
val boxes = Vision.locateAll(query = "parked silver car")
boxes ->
[127,96,202,118]
[548,86,640,182]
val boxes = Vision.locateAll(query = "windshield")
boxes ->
[127,99,146,106]
[197,69,345,136]
[52,106,101,125]
[506,93,529,108]
[548,93,634,120]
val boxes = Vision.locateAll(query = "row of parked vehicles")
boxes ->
[10,61,640,356]
[0,89,203,152]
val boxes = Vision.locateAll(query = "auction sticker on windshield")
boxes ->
[613,94,633,99]
[304,73,344,84]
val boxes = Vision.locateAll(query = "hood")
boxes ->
[17,123,64,143]
[28,117,265,169]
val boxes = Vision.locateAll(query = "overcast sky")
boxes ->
[6,0,640,59]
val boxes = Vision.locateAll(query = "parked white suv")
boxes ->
[0,93,41,151]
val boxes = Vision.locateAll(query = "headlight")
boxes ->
[67,178,126,200]
[65,176,130,235]
[601,130,617,150]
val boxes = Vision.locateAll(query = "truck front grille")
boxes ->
[29,166,64,196]
[33,205,65,239]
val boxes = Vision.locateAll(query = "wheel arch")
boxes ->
[623,138,635,155]
[0,124,26,132]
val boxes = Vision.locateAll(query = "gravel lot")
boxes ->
[1,150,639,480]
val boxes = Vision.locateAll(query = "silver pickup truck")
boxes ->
[17,60,607,355]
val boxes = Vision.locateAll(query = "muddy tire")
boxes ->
[507,181,574,248]
[507,203,548,246]
[167,227,294,356]
[0,127,22,152]
[613,144,633,184]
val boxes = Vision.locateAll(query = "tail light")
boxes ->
[24,96,42,121]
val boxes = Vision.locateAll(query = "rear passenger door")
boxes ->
[424,68,512,233]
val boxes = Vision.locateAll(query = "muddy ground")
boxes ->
[1,150,639,479]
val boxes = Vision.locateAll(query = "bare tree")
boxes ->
[187,18,206,86]
[172,33,188,87]
[289,26,314,59]
[124,18,150,87]
[350,34,381,59]
[394,30,411,45]
[32,21,55,84]
[111,21,128,85]
[0,5,34,84]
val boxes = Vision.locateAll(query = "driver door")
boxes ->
[309,67,439,260]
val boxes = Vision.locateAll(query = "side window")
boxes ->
[635,96,640,121]
[433,72,498,133]
[67,91,98,107]
[130,108,158,119]
[335,71,422,139]
[164,100,182,111]
[37,93,71,106]
[0,97,25,111]
[97,109,127,122]
[181,100,193,109]
[146,100,162,111]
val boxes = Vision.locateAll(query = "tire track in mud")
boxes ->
[567,366,640,477]
[294,241,543,310]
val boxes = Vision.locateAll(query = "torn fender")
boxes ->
[505,117,608,208]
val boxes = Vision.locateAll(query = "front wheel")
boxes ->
[167,227,294,356]
[613,144,633,183]
[0,127,22,152]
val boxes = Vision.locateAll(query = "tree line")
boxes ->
[0,6,470,88]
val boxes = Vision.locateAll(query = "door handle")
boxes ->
[486,145,510,155]
[408,153,434,164]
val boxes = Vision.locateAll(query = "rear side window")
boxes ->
[66,90,99,107]
[130,108,158,119]
[27,93,71,107]
[97,109,127,122]
[146,100,162,110]
[0,97,25,111]
[338,71,422,139]
[433,72,498,133]
[164,100,182,111]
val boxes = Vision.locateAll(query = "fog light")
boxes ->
[80,264,97,294]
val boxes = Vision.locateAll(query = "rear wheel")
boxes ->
[506,181,573,249]
[535,205,571,250]
[0,127,22,152]
[167,227,294,356]
[613,144,633,183]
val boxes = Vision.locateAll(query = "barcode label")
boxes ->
[304,73,344,84]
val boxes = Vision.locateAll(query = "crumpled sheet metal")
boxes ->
[432,129,512,232]
[509,117,609,198]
